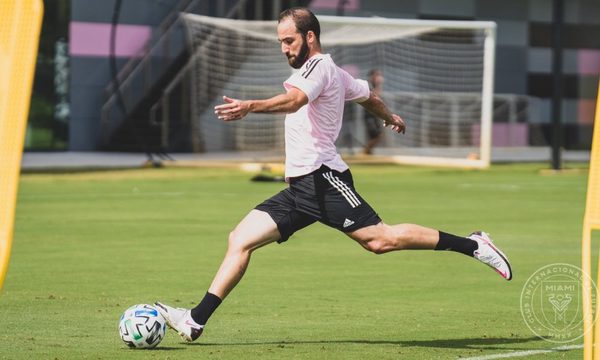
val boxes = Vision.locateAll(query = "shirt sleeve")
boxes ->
[284,58,327,103]
[338,66,370,103]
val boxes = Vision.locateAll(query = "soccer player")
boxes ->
[156,7,512,342]
[362,69,385,155]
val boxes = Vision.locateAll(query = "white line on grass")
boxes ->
[18,191,186,199]
[459,344,583,360]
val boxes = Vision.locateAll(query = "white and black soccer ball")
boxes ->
[118,304,167,349]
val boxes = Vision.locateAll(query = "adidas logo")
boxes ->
[343,218,355,228]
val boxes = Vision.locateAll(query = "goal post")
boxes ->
[0,0,44,291]
[179,14,496,168]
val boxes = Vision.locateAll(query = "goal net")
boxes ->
[180,14,495,168]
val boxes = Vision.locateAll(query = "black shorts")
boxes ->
[364,112,383,139]
[255,165,381,243]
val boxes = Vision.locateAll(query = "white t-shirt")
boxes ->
[283,54,370,179]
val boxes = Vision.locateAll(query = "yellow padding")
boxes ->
[0,0,44,291]
[582,79,600,360]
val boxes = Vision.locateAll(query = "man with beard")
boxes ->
[155,7,512,342]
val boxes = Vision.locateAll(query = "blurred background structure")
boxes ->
[28,0,599,160]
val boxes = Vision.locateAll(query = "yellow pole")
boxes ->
[584,79,600,359]
[0,0,44,291]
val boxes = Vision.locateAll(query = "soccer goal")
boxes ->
[179,14,495,168]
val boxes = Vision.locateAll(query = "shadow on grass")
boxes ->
[188,336,546,351]
[126,346,185,351]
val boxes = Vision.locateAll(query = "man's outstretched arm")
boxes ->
[214,87,308,121]
[358,91,405,134]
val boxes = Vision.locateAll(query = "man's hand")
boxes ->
[385,113,405,134]
[214,96,250,121]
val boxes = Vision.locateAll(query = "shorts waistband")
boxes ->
[288,165,332,184]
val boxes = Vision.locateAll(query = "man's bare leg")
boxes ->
[156,209,280,341]
[208,209,281,299]
[347,222,439,253]
[347,222,512,279]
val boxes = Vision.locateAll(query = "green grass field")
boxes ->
[0,163,591,359]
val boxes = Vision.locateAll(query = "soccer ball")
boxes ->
[118,304,167,349]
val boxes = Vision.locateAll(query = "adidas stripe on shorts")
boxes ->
[255,165,381,243]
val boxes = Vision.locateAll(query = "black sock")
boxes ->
[435,231,478,257]
[190,292,222,326]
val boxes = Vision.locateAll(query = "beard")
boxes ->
[287,36,310,69]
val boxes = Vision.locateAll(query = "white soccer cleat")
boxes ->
[154,302,203,342]
[469,231,512,281]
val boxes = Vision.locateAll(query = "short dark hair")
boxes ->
[278,7,321,44]
[368,69,382,77]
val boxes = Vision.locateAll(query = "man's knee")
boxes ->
[363,239,389,255]
[354,224,405,254]
[227,229,251,253]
